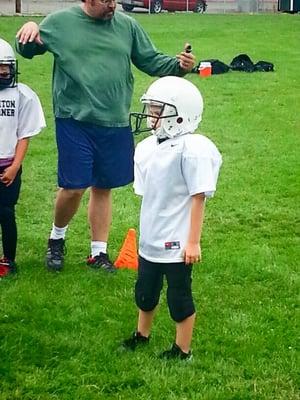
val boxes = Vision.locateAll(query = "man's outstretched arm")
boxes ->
[15,21,47,59]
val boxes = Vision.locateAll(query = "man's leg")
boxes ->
[88,187,112,242]
[46,188,86,271]
[54,188,86,227]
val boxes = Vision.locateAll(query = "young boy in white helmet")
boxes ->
[123,76,222,360]
[0,38,45,277]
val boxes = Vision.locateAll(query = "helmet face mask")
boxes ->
[130,76,203,139]
[0,61,18,89]
[130,99,178,137]
[0,39,18,90]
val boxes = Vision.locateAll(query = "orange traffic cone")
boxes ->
[114,228,138,270]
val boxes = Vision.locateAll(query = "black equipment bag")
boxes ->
[254,61,274,72]
[229,54,255,72]
[201,59,230,74]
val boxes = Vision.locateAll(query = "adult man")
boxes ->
[16,0,195,273]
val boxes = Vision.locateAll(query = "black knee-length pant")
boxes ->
[135,256,195,323]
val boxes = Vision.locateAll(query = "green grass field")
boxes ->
[0,12,299,400]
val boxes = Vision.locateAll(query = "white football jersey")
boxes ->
[134,133,222,263]
[0,83,46,159]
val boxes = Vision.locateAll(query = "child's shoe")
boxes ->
[122,331,150,350]
[159,343,192,361]
[0,257,17,276]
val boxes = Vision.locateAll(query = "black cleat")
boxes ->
[46,238,65,272]
[159,343,192,361]
[122,331,150,351]
[87,252,116,273]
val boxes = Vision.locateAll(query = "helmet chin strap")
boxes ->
[0,76,14,89]
[152,126,169,140]
[153,126,193,143]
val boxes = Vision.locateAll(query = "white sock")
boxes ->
[50,223,68,240]
[91,241,107,257]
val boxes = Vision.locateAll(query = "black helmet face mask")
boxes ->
[0,39,18,90]
[0,60,18,89]
[130,100,177,135]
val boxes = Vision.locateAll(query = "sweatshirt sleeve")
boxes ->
[15,14,54,59]
[130,20,186,77]
[15,39,47,59]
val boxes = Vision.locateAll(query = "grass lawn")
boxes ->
[0,12,299,400]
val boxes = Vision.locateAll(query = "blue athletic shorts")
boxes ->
[55,118,134,189]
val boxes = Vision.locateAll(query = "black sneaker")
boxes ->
[87,252,116,273]
[122,331,150,351]
[159,343,192,361]
[46,238,65,271]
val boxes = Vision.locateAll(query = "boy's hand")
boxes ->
[0,165,19,186]
[16,21,43,45]
[183,242,201,265]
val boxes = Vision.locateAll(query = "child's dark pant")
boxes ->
[0,167,22,261]
[135,256,195,323]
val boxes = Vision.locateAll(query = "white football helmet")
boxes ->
[130,76,203,139]
[0,38,18,89]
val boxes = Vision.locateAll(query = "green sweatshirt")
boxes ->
[16,6,184,127]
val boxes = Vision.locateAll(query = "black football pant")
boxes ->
[0,167,22,261]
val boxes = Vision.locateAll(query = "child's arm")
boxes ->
[183,193,206,265]
[0,138,29,187]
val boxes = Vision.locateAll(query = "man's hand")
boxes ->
[16,21,43,45]
[183,242,201,265]
[176,43,196,72]
[0,165,19,187]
